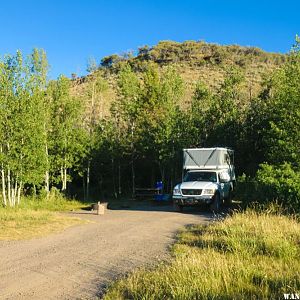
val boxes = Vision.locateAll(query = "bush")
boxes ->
[256,163,300,209]
[236,164,300,211]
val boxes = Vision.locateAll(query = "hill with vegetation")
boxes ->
[72,40,286,117]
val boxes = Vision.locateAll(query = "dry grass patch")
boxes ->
[0,194,91,240]
[0,209,87,240]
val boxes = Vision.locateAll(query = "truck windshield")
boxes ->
[184,171,217,182]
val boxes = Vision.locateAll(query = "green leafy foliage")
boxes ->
[262,55,300,168]
[256,163,300,209]
[0,50,50,205]
[0,50,88,205]
[47,76,86,190]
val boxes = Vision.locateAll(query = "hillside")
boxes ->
[72,40,286,117]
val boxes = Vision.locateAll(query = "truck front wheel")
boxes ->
[210,193,220,213]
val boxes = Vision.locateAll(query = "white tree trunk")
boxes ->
[17,181,22,205]
[64,167,67,192]
[7,169,11,206]
[1,168,7,206]
[61,167,64,190]
[61,165,67,192]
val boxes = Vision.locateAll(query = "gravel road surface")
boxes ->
[0,202,211,299]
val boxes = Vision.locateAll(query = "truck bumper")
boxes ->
[173,195,214,206]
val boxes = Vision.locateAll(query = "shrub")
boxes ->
[236,164,300,211]
[256,163,300,210]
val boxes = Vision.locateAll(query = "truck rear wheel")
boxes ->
[210,193,220,213]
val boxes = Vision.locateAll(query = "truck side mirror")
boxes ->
[219,173,230,183]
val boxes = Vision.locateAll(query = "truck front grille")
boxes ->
[181,189,202,195]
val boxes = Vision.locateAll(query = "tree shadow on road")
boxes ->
[103,200,217,220]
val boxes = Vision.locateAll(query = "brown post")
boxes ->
[97,201,105,215]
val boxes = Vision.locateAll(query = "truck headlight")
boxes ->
[173,188,181,195]
[202,189,215,195]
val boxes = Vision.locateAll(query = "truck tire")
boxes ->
[173,203,183,212]
[210,193,220,213]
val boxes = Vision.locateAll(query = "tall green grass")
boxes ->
[105,209,300,299]
[18,193,90,211]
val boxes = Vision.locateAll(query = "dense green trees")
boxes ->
[236,39,300,208]
[240,43,300,174]
[48,76,86,192]
[0,50,87,206]
[0,50,49,205]
[0,40,299,209]
[107,64,185,194]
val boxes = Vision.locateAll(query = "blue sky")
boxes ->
[0,0,299,79]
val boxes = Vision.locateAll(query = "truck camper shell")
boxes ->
[183,147,234,170]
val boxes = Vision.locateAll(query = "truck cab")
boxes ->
[173,148,235,212]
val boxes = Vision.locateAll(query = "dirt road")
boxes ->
[0,203,211,299]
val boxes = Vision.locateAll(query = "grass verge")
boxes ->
[104,209,300,299]
[0,194,91,240]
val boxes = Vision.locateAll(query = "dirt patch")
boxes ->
[0,202,211,299]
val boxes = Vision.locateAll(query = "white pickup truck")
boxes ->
[173,148,235,212]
